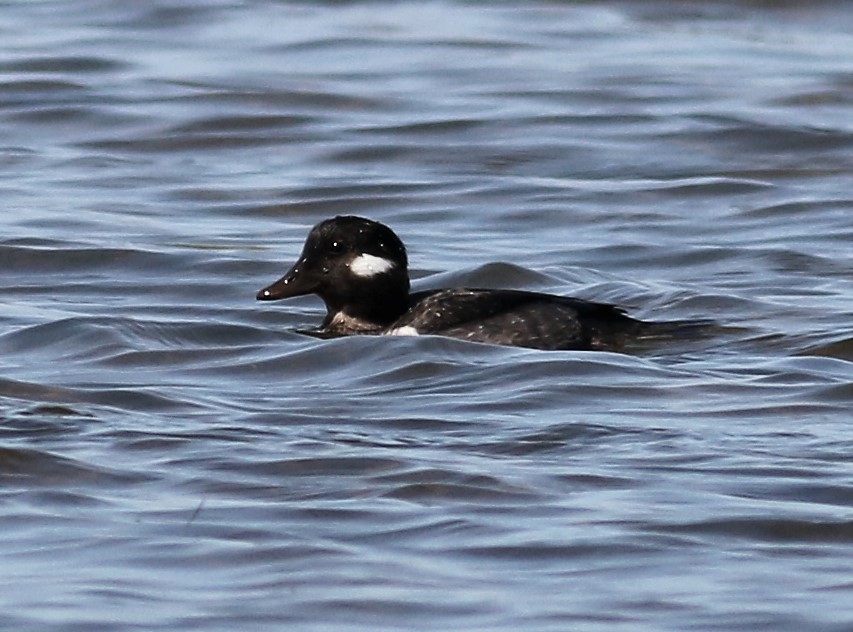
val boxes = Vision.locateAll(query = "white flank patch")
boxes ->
[349,253,395,277]
[386,326,420,337]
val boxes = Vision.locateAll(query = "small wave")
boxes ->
[799,335,853,362]
[657,518,853,544]
[0,446,151,486]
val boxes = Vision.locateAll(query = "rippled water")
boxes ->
[2,1,852,630]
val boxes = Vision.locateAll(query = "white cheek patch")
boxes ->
[386,326,419,336]
[349,253,396,278]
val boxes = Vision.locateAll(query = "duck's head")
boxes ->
[257,216,411,327]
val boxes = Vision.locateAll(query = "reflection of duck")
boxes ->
[257,216,704,351]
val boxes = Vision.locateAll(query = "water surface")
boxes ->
[1,1,852,631]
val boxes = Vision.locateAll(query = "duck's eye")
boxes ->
[329,240,345,253]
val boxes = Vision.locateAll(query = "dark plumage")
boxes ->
[257,216,707,351]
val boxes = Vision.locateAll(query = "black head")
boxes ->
[256,216,411,326]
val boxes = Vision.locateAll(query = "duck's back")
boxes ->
[389,288,643,351]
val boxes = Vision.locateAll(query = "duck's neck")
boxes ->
[320,283,411,334]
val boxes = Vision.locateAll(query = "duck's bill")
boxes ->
[256,259,317,301]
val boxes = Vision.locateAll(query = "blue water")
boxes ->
[1,1,852,630]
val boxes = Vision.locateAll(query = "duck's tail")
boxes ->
[635,318,717,341]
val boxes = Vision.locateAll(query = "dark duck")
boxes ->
[257,216,705,351]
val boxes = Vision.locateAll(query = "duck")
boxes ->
[256,215,706,351]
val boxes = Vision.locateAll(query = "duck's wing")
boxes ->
[392,288,640,351]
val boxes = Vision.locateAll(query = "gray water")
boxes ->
[1,1,852,630]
